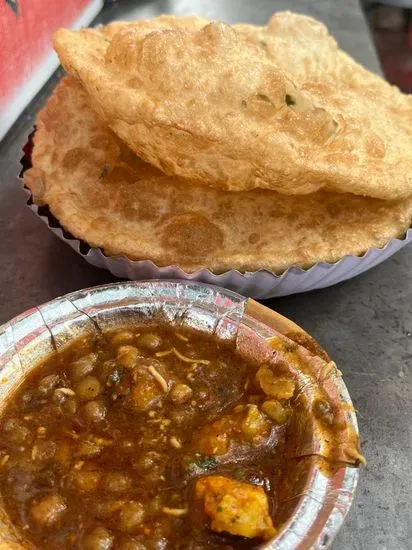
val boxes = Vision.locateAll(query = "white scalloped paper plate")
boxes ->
[19,132,412,300]
[23,185,412,299]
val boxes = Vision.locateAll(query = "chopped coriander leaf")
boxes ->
[99,164,109,179]
[197,456,218,470]
[186,456,218,470]
[285,94,296,106]
[233,468,246,480]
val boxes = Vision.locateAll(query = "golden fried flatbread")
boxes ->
[24,78,412,274]
[98,14,209,38]
[52,13,412,200]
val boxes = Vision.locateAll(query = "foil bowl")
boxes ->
[0,281,361,548]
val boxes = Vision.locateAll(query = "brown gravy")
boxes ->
[0,324,300,549]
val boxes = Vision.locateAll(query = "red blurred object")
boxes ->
[407,17,412,46]
[374,27,412,92]
[0,0,102,140]
[367,5,412,93]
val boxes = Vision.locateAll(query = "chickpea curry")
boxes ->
[0,325,301,549]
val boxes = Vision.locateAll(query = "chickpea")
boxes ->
[71,353,97,380]
[111,330,135,346]
[147,495,163,516]
[117,346,140,368]
[21,390,35,408]
[118,501,145,532]
[38,374,60,394]
[170,409,195,428]
[103,472,132,494]
[60,397,77,416]
[92,499,126,519]
[54,441,72,469]
[3,419,31,445]
[83,400,107,423]
[177,544,206,550]
[76,440,103,459]
[101,360,118,381]
[71,336,95,359]
[150,468,168,487]
[2,418,19,432]
[29,493,67,527]
[31,440,56,462]
[134,451,160,471]
[52,388,71,405]
[36,404,61,425]
[75,376,101,401]
[150,517,174,544]
[82,525,114,550]
[197,385,209,402]
[170,384,193,405]
[73,470,101,492]
[137,333,163,351]
[134,453,165,487]
[118,538,147,550]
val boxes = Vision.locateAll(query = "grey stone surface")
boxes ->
[0,1,410,548]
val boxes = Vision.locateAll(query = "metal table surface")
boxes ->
[0,1,410,549]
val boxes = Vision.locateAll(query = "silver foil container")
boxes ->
[19,136,412,298]
[0,280,361,549]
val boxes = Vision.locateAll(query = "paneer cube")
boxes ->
[196,475,276,541]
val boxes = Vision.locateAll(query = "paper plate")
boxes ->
[20,135,412,299]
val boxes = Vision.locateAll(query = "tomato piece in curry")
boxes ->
[0,325,299,549]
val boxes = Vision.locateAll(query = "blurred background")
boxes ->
[1,0,411,141]
[363,0,412,92]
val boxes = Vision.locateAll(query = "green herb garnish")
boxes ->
[106,367,123,386]
[233,468,246,481]
[196,456,218,470]
[186,456,218,471]
[285,94,296,106]
[99,164,109,179]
